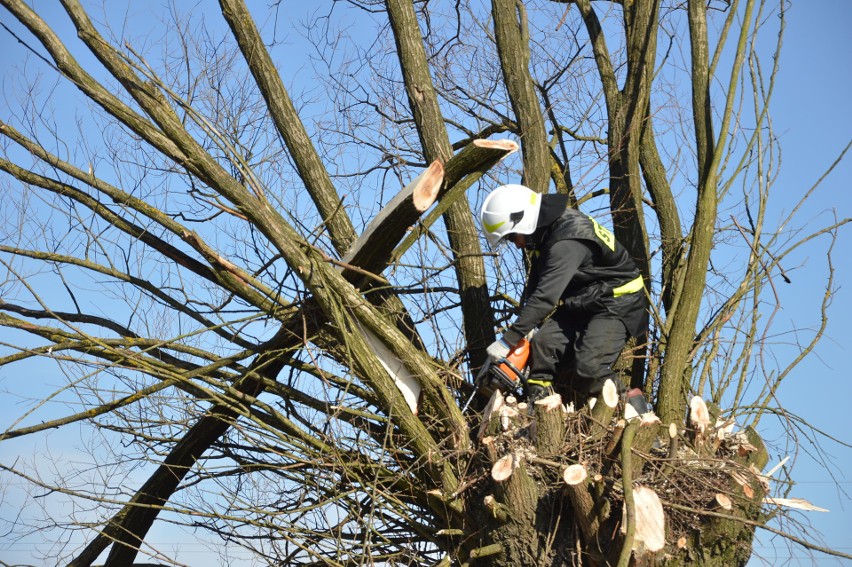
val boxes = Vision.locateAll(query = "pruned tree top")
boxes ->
[0,1,849,566]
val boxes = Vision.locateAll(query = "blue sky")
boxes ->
[746,1,852,563]
[1,1,850,565]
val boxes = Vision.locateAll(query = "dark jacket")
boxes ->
[501,196,647,344]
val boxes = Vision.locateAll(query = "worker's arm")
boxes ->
[501,239,593,345]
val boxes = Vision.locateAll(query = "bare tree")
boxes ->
[0,1,848,565]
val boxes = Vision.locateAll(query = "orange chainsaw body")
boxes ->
[489,338,531,392]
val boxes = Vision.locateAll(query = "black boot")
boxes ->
[525,382,553,415]
[624,387,651,419]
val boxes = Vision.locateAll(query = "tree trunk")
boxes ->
[656,0,755,424]
[491,0,550,193]
[385,0,496,372]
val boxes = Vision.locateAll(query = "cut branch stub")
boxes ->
[483,494,509,522]
[713,493,733,511]
[534,392,564,412]
[498,404,519,431]
[339,160,444,282]
[602,378,619,408]
[563,463,588,486]
[478,389,504,439]
[623,485,666,553]
[564,466,600,541]
[533,392,566,456]
[491,453,516,482]
[630,414,663,478]
[589,378,618,439]
[689,395,711,433]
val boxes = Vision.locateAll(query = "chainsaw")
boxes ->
[461,338,531,412]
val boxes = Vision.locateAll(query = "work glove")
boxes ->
[486,338,512,363]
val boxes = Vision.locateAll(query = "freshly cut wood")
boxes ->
[749,464,771,493]
[622,485,666,552]
[713,493,733,511]
[630,416,663,478]
[468,138,520,151]
[360,325,421,414]
[491,453,515,482]
[664,422,680,464]
[602,378,619,408]
[589,379,618,439]
[440,139,519,193]
[533,392,563,412]
[498,405,519,431]
[729,471,745,484]
[482,390,504,421]
[340,160,444,280]
[764,455,790,479]
[714,417,736,439]
[563,463,588,485]
[565,476,599,540]
[480,436,497,461]
[639,412,661,425]
[731,430,760,457]
[677,536,687,549]
[478,389,504,439]
[389,139,519,264]
[764,497,829,512]
[728,470,758,502]
[533,392,565,456]
[483,494,508,522]
[604,419,626,456]
[689,396,711,433]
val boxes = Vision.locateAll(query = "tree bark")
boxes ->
[220,0,357,253]
[574,0,656,392]
[385,0,496,372]
[656,0,755,423]
[491,0,550,192]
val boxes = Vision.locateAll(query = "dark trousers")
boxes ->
[528,309,629,396]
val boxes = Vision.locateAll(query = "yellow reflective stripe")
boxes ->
[590,217,616,251]
[483,220,506,233]
[526,378,552,387]
[613,275,644,297]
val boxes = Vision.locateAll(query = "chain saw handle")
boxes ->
[463,337,533,413]
[477,338,531,392]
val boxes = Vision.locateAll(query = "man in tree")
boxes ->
[481,184,650,415]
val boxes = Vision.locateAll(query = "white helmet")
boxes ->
[480,184,542,247]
